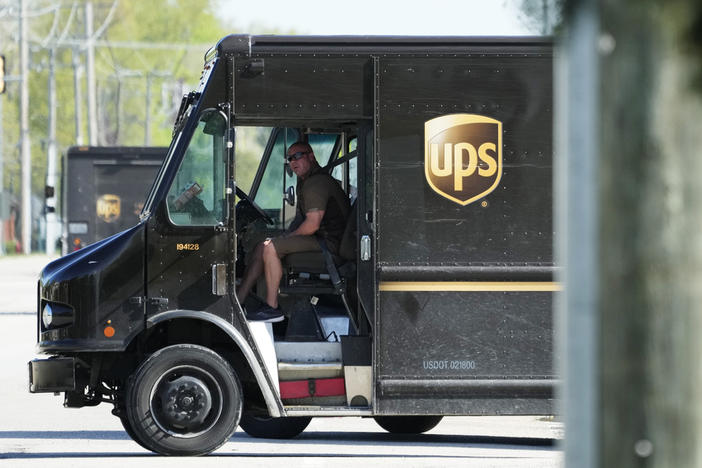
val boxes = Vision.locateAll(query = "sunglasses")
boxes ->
[286,151,309,162]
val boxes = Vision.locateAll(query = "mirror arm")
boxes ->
[284,185,295,206]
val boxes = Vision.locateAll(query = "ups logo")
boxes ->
[96,194,121,223]
[425,114,503,206]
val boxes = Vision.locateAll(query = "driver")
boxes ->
[236,141,351,322]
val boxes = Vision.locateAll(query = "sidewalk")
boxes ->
[0,254,58,314]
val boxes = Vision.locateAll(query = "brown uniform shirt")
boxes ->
[296,166,351,251]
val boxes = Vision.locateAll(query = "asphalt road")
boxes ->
[0,254,563,467]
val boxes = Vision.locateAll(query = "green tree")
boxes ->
[0,0,232,217]
[509,0,564,34]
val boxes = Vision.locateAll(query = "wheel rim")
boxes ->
[149,365,223,438]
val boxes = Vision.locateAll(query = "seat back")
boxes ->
[284,199,356,272]
[338,201,357,262]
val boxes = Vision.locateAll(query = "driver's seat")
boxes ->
[279,202,358,331]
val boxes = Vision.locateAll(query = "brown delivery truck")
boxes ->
[29,35,555,455]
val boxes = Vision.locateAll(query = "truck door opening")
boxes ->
[233,125,371,407]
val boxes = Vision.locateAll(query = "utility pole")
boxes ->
[0,80,4,255]
[85,1,98,146]
[72,48,84,146]
[45,47,58,255]
[145,73,151,146]
[19,0,31,254]
[146,71,172,145]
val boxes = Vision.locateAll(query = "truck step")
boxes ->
[274,341,342,363]
[278,361,343,380]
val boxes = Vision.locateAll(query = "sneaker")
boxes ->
[246,304,284,323]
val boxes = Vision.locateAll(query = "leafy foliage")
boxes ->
[508,0,563,35]
[0,0,232,202]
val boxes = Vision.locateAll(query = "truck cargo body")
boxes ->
[62,146,166,253]
[30,35,555,456]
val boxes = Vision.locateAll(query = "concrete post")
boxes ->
[556,1,600,467]
[562,1,702,466]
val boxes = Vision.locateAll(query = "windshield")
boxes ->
[166,109,228,226]
[235,127,353,229]
[141,132,181,220]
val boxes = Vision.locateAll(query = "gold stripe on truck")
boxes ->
[379,282,561,292]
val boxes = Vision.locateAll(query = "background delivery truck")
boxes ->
[61,146,167,253]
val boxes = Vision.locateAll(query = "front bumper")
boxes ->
[28,358,76,393]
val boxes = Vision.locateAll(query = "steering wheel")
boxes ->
[236,187,274,225]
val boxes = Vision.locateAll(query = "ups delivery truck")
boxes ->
[29,35,555,456]
[62,146,167,253]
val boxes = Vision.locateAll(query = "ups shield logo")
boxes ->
[96,194,121,223]
[425,114,503,206]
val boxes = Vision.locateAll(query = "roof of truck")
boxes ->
[214,34,552,58]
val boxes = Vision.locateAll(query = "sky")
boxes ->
[217,0,534,36]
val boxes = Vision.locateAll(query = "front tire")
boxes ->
[119,415,152,451]
[239,412,311,439]
[374,415,443,434]
[125,344,242,456]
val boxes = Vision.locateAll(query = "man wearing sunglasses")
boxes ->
[237,141,351,322]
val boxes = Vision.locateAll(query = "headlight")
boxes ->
[41,302,74,330]
[42,304,53,328]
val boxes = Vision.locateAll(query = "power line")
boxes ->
[53,39,212,51]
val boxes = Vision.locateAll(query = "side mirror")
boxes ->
[284,186,295,206]
[285,163,293,178]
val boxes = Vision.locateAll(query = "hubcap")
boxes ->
[159,375,212,429]
[149,366,222,438]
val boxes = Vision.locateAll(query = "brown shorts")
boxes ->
[271,235,322,256]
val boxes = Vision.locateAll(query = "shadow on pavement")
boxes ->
[1,451,533,460]
[0,429,556,447]
[0,430,130,440]
[0,429,557,460]
[294,431,557,447]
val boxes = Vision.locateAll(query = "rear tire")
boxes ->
[374,415,443,434]
[239,412,311,439]
[125,344,242,456]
